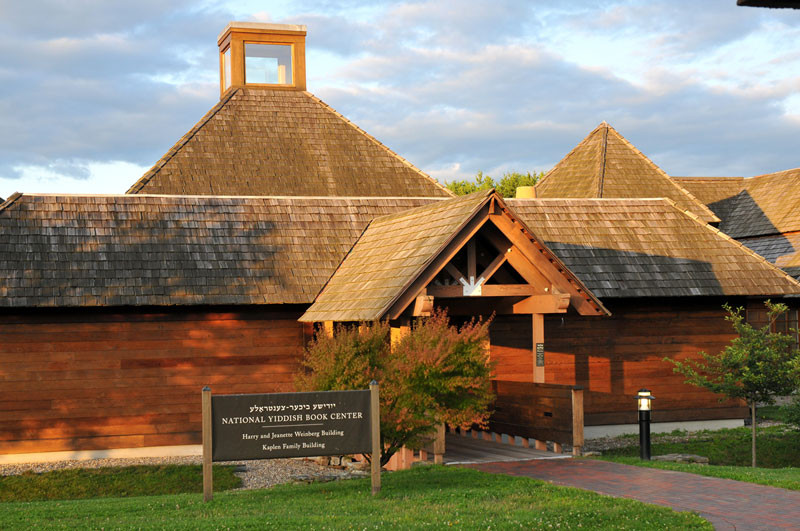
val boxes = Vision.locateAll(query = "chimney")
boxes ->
[217,22,307,97]
[515,186,536,199]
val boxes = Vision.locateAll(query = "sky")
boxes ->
[1,0,799,199]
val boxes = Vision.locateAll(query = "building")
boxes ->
[2,22,799,462]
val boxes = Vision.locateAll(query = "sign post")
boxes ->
[201,385,380,500]
[369,380,380,495]
[202,387,213,502]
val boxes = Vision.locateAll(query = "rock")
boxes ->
[330,456,340,466]
[313,456,330,466]
[582,451,602,457]
[652,453,709,464]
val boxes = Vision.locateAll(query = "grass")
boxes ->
[759,404,793,423]
[0,465,241,502]
[600,425,800,468]
[597,457,800,491]
[595,425,800,490]
[0,466,710,530]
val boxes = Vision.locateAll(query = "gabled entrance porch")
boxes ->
[300,190,609,468]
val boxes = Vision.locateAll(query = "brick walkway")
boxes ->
[467,459,800,530]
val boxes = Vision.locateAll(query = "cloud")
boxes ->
[0,3,227,185]
[1,0,799,199]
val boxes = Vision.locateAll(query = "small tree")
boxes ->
[296,311,495,465]
[667,301,800,467]
[444,170,542,197]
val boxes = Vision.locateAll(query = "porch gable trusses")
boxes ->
[299,190,608,323]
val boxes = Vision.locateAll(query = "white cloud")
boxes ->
[2,0,800,197]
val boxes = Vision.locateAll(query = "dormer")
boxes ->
[217,22,307,97]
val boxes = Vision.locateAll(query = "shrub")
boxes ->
[296,310,495,465]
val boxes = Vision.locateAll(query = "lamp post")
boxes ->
[637,389,654,460]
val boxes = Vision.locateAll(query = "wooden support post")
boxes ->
[390,319,410,347]
[482,430,492,442]
[534,439,547,451]
[553,442,563,454]
[532,313,544,383]
[520,437,530,448]
[419,449,427,461]
[322,321,334,338]
[370,381,381,495]
[571,388,584,456]
[433,424,445,465]
[467,239,477,283]
[202,386,213,502]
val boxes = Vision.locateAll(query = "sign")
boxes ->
[201,384,381,502]
[536,343,545,367]
[211,390,371,461]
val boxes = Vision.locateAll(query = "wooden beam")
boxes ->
[436,294,570,315]
[426,284,536,298]
[386,206,490,319]
[467,239,477,282]
[533,313,544,383]
[482,229,552,288]
[413,294,434,316]
[479,252,507,283]
[444,263,464,283]
[488,213,602,316]
[426,285,462,298]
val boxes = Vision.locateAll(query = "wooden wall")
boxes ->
[489,315,533,382]
[489,298,754,425]
[0,305,311,455]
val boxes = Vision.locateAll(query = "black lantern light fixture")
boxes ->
[637,388,654,460]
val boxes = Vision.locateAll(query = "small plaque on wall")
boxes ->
[535,343,545,367]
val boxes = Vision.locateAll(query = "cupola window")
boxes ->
[245,43,293,85]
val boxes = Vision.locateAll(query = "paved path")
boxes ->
[467,459,800,530]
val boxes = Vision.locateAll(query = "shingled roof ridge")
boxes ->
[303,91,455,198]
[0,192,23,212]
[749,166,800,180]
[603,124,720,223]
[535,122,606,191]
[125,88,241,194]
[18,192,451,202]
[660,197,800,292]
[673,176,745,181]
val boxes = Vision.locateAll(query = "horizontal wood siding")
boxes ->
[0,306,310,454]
[544,298,749,425]
[489,380,580,445]
[489,315,533,382]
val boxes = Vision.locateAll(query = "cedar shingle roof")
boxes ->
[0,193,439,308]
[3,194,799,309]
[126,88,452,198]
[300,190,607,322]
[738,232,800,280]
[505,198,800,298]
[299,191,494,322]
[672,176,745,222]
[535,123,719,224]
[718,168,800,238]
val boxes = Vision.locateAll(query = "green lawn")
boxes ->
[601,425,800,468]
[595,425,800,490]
[597,457,800,491]
[1,466,710,530]
[0,465,241,502]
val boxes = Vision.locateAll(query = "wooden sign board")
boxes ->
[202,384,381,501]
[211,390,371,461]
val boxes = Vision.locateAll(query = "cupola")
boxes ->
[217,22,307,96]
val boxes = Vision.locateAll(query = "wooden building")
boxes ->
[2,22,800,461]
